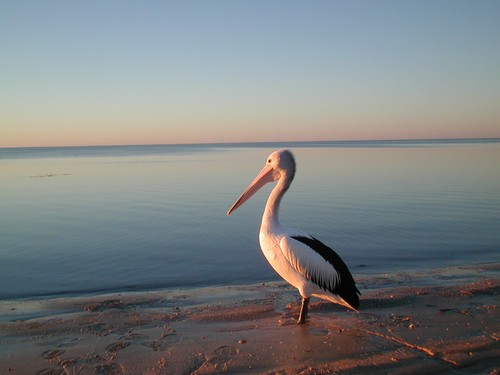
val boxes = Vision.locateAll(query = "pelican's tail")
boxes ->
[313,292,360,312]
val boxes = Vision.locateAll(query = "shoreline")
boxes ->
[2,261,498,316]
[1,263,498,374]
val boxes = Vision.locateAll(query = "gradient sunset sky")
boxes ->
[2,1,499,147]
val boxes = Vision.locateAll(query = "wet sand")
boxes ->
[1,263,498,374]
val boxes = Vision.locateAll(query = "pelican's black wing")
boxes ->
[289,235,360,310]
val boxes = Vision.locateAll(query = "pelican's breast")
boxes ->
[259,229,280,261]
[259,228,311,292]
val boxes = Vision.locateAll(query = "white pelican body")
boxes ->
[228,149,360,323]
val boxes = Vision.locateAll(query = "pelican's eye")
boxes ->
[267,158,272,164]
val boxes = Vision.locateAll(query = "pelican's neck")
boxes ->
[261,173,292,232]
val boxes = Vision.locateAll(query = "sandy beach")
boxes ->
[1,263,498,374]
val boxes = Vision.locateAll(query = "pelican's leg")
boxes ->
[297,297,310,324]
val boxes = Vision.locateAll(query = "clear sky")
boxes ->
[1,1,499,147]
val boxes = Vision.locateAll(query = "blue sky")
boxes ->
[1,1,499,147]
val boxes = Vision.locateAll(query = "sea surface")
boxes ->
[1,139,499,300]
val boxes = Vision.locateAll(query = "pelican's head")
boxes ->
[267,149,296,178]
[227,149,296,215]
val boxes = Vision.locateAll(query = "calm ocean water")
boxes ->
[1,140,499,300]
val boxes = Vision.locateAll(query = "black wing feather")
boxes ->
[291,235,360,310]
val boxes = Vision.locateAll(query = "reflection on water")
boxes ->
[1,141,499,299]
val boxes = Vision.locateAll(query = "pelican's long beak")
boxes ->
[227,165,275,215]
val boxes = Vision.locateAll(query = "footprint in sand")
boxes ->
[41,349,66,360]
[149,333,180,352]
[59,358,78,368]
[211,345,239,365]
[193,345,239,373]
[105,341,131,353]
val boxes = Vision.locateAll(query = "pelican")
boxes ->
[227,149,360,324]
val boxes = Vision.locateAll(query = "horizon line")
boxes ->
[1,136,500,150]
